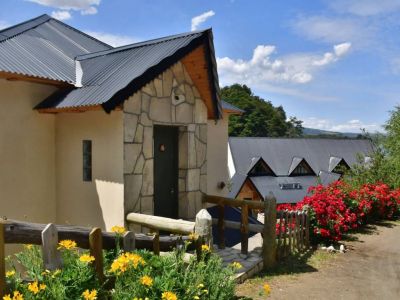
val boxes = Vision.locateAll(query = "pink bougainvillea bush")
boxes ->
[277,181,400,242]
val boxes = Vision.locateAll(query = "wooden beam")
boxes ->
[241,204,249,255]
[0,71,70,87]
[211,218,264,233]
[263,194,277,269]
[203,195,265,209]
[126,213,195,234]
[1,219,193,251]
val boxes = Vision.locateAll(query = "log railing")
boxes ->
[203,194,277,269]
[126,209,212,256]
[0,211,211,298]
[276,210,310,259]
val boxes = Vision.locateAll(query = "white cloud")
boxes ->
[303,117,382,133]
[51,10,72,21]
[330,0,400,16]
[217,42,351,86]
[27,0,100,15]
[291,15,373,45]
[81,6,97,15]
[84,30,139,47]
[191,10,215,31]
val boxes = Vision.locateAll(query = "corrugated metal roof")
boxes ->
[36,29,214,111]
[229,138,373,176]
[0,14,111,83]
[2,15,221,118]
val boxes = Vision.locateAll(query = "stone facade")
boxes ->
[123,61,208,224]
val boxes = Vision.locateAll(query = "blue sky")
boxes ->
[1,0,400,133]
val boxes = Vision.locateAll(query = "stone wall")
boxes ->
[123,61,208,223]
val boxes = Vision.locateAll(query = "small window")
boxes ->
[333,160,350,175]
[83,140,92,181]
[249,160,274,176]
[291,161,314,176]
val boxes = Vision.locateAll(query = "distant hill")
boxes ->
[303,127,363,138]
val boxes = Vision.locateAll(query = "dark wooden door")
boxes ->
[154,126,179,218]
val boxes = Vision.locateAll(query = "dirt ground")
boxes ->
[237,221,400,300]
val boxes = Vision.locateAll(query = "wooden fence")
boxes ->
[276,210,310,259]
[203,194,277,269]
[0,209,212,298]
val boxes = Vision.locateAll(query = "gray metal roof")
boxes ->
[229,137,374,176]
[36,28,221,117]
[0,15,111,83]
[228,138,374,203]
[221,100,244,113]
[250,176,322,204]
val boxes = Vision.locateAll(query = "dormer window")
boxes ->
[288,157,315,176]
[332,159,350,174]
[329,156,350,174]
[247,157,275,176]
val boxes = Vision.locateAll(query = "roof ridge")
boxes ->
[50,18,112,49]
[76,28,210,61]
[0,14,51,41]
[0,14,112,49]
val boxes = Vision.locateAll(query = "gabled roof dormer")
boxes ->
[329,156,350,174]
[247,157,275,177]
[288,157,316,176]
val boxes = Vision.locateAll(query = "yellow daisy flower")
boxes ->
[111,225,126,234]
[79,254,95,263]
[263,283,271,295]
[5,270,15,277]
[140,275,153,287]
[57,239,77,250]
[230,262,243,269]
[161,291,178,300]
[82,289,97,300]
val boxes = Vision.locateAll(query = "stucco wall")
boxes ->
[0,79,56,223]
[123,61,208,222]
[55,110,124,230]
[207,111,230,197]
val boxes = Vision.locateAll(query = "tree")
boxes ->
[220,84,303,137]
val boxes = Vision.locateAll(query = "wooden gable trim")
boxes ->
[236,178,263,201]
[181,44,218,119]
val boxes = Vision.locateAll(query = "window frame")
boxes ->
[82,140,92,182]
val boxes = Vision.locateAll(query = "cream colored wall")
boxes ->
[55,110,124,230]
[207,111,230,197]
[0,79,56,223]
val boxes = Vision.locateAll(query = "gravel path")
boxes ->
[269,221,400,300]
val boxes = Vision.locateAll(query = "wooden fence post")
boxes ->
[89,228,104,283]
[41,224,62,271]
[263,193,277,269]
[284,211,289,257]
[122,231,135,252]
[0,221,5,298]
[153,230,160,255]
[240,204,249,255]
[305,210,310,248]
[218,204,225,249]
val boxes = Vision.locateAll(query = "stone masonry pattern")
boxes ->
[123,61,208,227]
